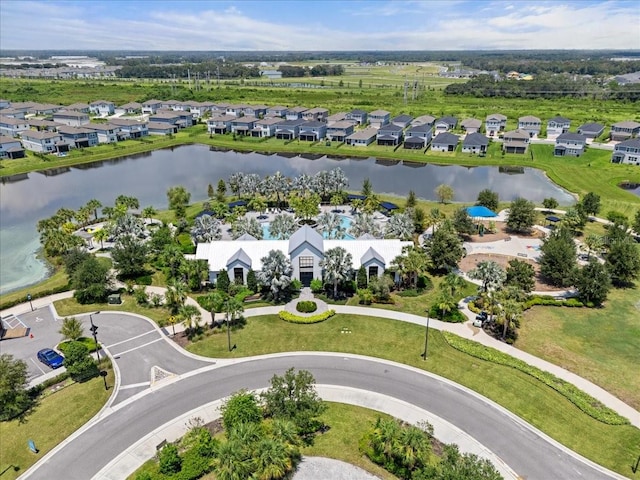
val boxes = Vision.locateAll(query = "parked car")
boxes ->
[37,348,64,369]
[472,317,484,327]
[475,311,488,321]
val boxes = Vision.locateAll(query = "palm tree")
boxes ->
[584,233,604,260]
[258,250,293,302]
[441,271,466,298]
[349,213,382,238]
[320,247,353,298]
[165,280,187,314]
[427,207,444,233]
[391,245,429,289]
[179,304,201,336]
[385,211,414,240]
[328,167,348,194]
[436,292,454,321]
[109,213,145,240]
[468,260,507,294]
[268,214,297,240]
[252,437,295,480]
[397,425,431,471]
[213,439,252,480]
[93,227,109,249]
[498,298,522,341]
[232,216,263,239]
[190,214,222,243]
[85,199,103,221]
[371,417,400,458]
[316,212,342,239]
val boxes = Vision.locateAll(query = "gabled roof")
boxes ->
[463,132,489,146]
[486,113,507,121]
[227,248,252,267]
[21,130,61,140]
[411,115,436,126]
[350,109,367,115]
[361,246,384,265]
[556,132,586,142]
[53,110,89,118]
[378,123,403,133]
[90,100,114,106]
[432,132,459,144]
[407,124,432,134]
[288,106,309,114]
[300,120,326,128]
[577,122,604,133]
[503,129,529,140]
[0,135,21,144]
[612,120,640,129]
[256,117,283,126]
[436,116,457,127]
[288,225,324,254]
[548,116,570,124]
[236,233,258,241]
[461,118,482,129]
[519,115,541,123]
[615,138,640,149]
[327,121,354,129]
[369,109,390,117]
[392,114,413,124]
[119,102,142,109]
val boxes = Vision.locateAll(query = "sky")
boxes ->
[0,0,639,51]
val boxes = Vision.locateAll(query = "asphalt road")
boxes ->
[25,354,612,480]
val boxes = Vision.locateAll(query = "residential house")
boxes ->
[610,121,640,142]
[326,112,349,126]
[225,104,248,117]
[0,99,10,109]
[109,118,149,138]
[547,116,571,137]
[52,111,90,127]
[149,111,193,128]
[161,100,182,111]
[286,106,308,120]
[207,115,235,135]
[20,130,64,153]
[502,130,530,154]
[244,105,268,119]
[403,124,433,149]
[345,128,377,146]
[462,132,489,153]
[346,109,368,125]
[517,116,542,137]
[33,103,63,115]
[0,108,26,119]
[434,116,458,134]
[89,100,115,116]
[147,122,178,135]
[485,113,507,136]
[0,135,25,159]
[376,123,404,146]
[411,115,436,128]
[554,133,587,157]
[299,121,327,141]
[460,118,482,134]
[369,110,391,128]
[576,122,605,140]
[28,119,61,132]
[391,114,413,129]
[325,121,355,142]
[211,103,230,115]
[611,139,640,165]
[274,119,306,140]
[0,116,30,137]
[194,225,412,287]
[231,116,259,135]
[266,106,288,118]
[57,125,99,148]
[431,132,459,152]
[89,123,122,143]
[141,100,163,115]
[250,117,283,138]
[117,102,142,115]
[66,103,90,113]
[302,107,329,122]
[7,102,39,114]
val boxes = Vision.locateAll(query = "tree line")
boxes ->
[277,64,344,77]
[115,61,261,79]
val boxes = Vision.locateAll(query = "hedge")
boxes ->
[441,331,629,425]
[296,300,317,313]
[468,295,591,313]
[58,337,100,354]
[0,283,71,311]
[279,310,335,324]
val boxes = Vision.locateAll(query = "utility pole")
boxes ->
[403,77,408,105]
[187,68,191,90]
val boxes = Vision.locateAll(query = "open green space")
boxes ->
[54,296,172,326]
[185,313,640,478]
[0,368,115,480]
[518,286,640,411]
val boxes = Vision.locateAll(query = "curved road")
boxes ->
[26,353,613,480]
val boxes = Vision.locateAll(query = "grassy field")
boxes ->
[185,313,640,478]
[54,296,172,326]
[518,286,640,411]
[0,368,115,480]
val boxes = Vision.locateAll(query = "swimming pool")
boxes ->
[262,215,354,240]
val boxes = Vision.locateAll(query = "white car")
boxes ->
[472,318,483,327]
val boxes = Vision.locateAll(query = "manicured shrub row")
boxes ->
[279,310,335,324]
[523,295,591,309]
[0,283,71,311]
[296,300,318,313]
[58,337,100,354]
[441,331,629,425]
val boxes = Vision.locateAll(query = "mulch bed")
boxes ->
[465,221,542,244]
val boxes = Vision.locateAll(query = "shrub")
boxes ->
[134,274,152,285]
[158,443,182,475]
[58,337,99,354]
[523,295,586,309]
[134,286,149,305]
[442,332,629,425]
[279,310,335,324]
[428,304,466,323]
[310,278,324,294]
[396,289,422,297]
[357,288,373,305]
[296,300,317,313]
[290,279,303,291]
[416,274,432,291]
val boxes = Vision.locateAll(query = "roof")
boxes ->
[361,246,384,265]
[267,105,288,111]
[369,109,390,117]
[556,133,586,142]
[228,200,248,209]
[350,109,367,115]
[327,112,348,121]
[90,100,114,106]
[288,106,309,113]
[519,115,541,123]
[0,116,28,125]
[53,110,89,118]
[57,125,95,135]
[378,124,403,133]
[612,120,640,129]
[503,129,529,140]
[486,113,507,121]
[615,138,640,149]
[232,116,259,124]
[288,225,324,254]
[327,121,354,129]
[300,121,326,128]
[227,248,252,267]
[110,118,147,127]
[466,206,497,218]
[346,128,378,140]
[66,102,90,110]
[546,216,561,223]
[411,115,436,126]
[347,194,367,201]
[150,111,182,120]
[461,118,482,129]
[305,107,328,114]
[577,122,604,133]
[256,117,283,126]
[0,135,21,144]
[142,99,163,106]
[20,130,60,140]
[119,102,142,109]
[380,201,399,210]
[147,122,175,130]
[432,132,459,145]
[463,132,489,146]
[404,136,425,144]
[236,233,258,241]
[392,114,413,124]
[548,116,570,124]
[407,124,432,134]
[436,116,458,126]
[377,135,399,141]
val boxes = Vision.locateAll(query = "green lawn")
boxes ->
[518,286,640,411]
[54,296,172,326]
[0,368,115,480]
[186,313,640,478]
[0,267,68,310]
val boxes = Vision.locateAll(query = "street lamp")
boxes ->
[89,311,108,391]
[27,293,34,312]
[422,311,430,360]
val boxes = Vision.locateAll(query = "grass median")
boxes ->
[186,313,640,478]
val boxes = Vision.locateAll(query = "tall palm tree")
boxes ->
[268,214,297,240]
[252,437,295,480]
[385,211,414,240]
[498,298,522,341]
[391,245,429,289]
[316,212,342,239]
[213,439,252,480]
[258,250,293,301]
[190,214,222,243]
[468,261,506,323]
[165,280,187,314]
[584,233,604,260]
[93,227,109,249]
[350,213,382,238]
[320,247,353,298]
[442,271,466,298]
[85,199,103,221]
[232,216,263,239]
[436,292,454,321]
[179,304,201,336]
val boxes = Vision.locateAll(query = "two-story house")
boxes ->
[376,123,404,146]
[250,117,283,138]
[147,122,178,135]
[57,125,99,148]
[502,130,530,154]
[345,128,377,146]
[149,111,193,128]
[0,135,25,159]
[266,106,289,118]
[302,107,329,122]
[610,121,640,142]
[20,130,64,153]
[411,115,436,128]
[275,119,306,140]
[244,105,268,119]
[346,109,368,125]
[326,112,349,126]
[89,123,122,143]
[0,108,26,119]
[460,118,482,134]
[485,113,507,136]
[403,124,433,149]
[231,116,259,135]
[369,110,391,128]
[547,116,571,137]
[391,114,413,129]
[434,116,458,134]
[0,116,30,137]
[66,103,90,113]
[611,139,640,165]
[89,100,115,116]
[554,133,587,157]
[518,116,542,137]
[462,132,489,153]
[576,122,605,140]
[431,132,459,152]
[53,111,90,127]
[207,115,235,135]
[117,102,142,115]
[299,121,327,141]
[285,106,308,121]
[326,121,355,142]
[109,118,149,138]
[141,100,163,115]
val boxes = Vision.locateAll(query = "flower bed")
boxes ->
[279,310,335,324]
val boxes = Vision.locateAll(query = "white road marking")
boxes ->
[105,329,157,349]
[35,316,44,323]
[119,382,151,390]
[112,338,163,356]
[30,357,46,375]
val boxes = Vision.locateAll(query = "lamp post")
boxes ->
[226,298,232,352]
[89,311,108,390]
[422,311,430,360]
[27,294,34,312]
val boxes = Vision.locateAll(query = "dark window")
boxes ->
[368,266,379,278]
[233,267,244,283]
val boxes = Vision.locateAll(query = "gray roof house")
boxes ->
[460,118,482,134]
[66,102,90,113]
[391,114,413,128]
[0,135,26,159]
[503,130,530,154]
[207,114,235,135]
[52,110,90,127]
[434,116,458,134]
[149,111,193,128]
[577,122,605,140]
[109,118,149,138]
[147,122,178,135]
[326,121,355,142]
[275,119,306,140]
[411,115,436,128]
[554,133,587,157]
[326,112,350,125]
[117,102,142,114]
[244,105,268,118]
[345,127,377,146]
[431,132,459,152]
[20,130,64,153]
[89,100,115,116]
[462,132,489,153]
[610,121,640,142]
[266,106,289,118]
[141,99,163,115]
[57,125,99,148]
[376,123,404,146]
[0,116,30,137]
[404,124,433,149]
[28,118,61,131]
[302,107,329,122]
[299,121,327,141]
[369,110,391,128]
[88,123,122,143]
[346,109,368,125]
[231,116,259,135]
[251,117,283,138]
[286,106,309,120]
[611,138,640,166]
[547,116,571,137]
[485,113,507,136]
[517,116,542,137]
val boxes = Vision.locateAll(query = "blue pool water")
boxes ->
[262,215,354,240]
